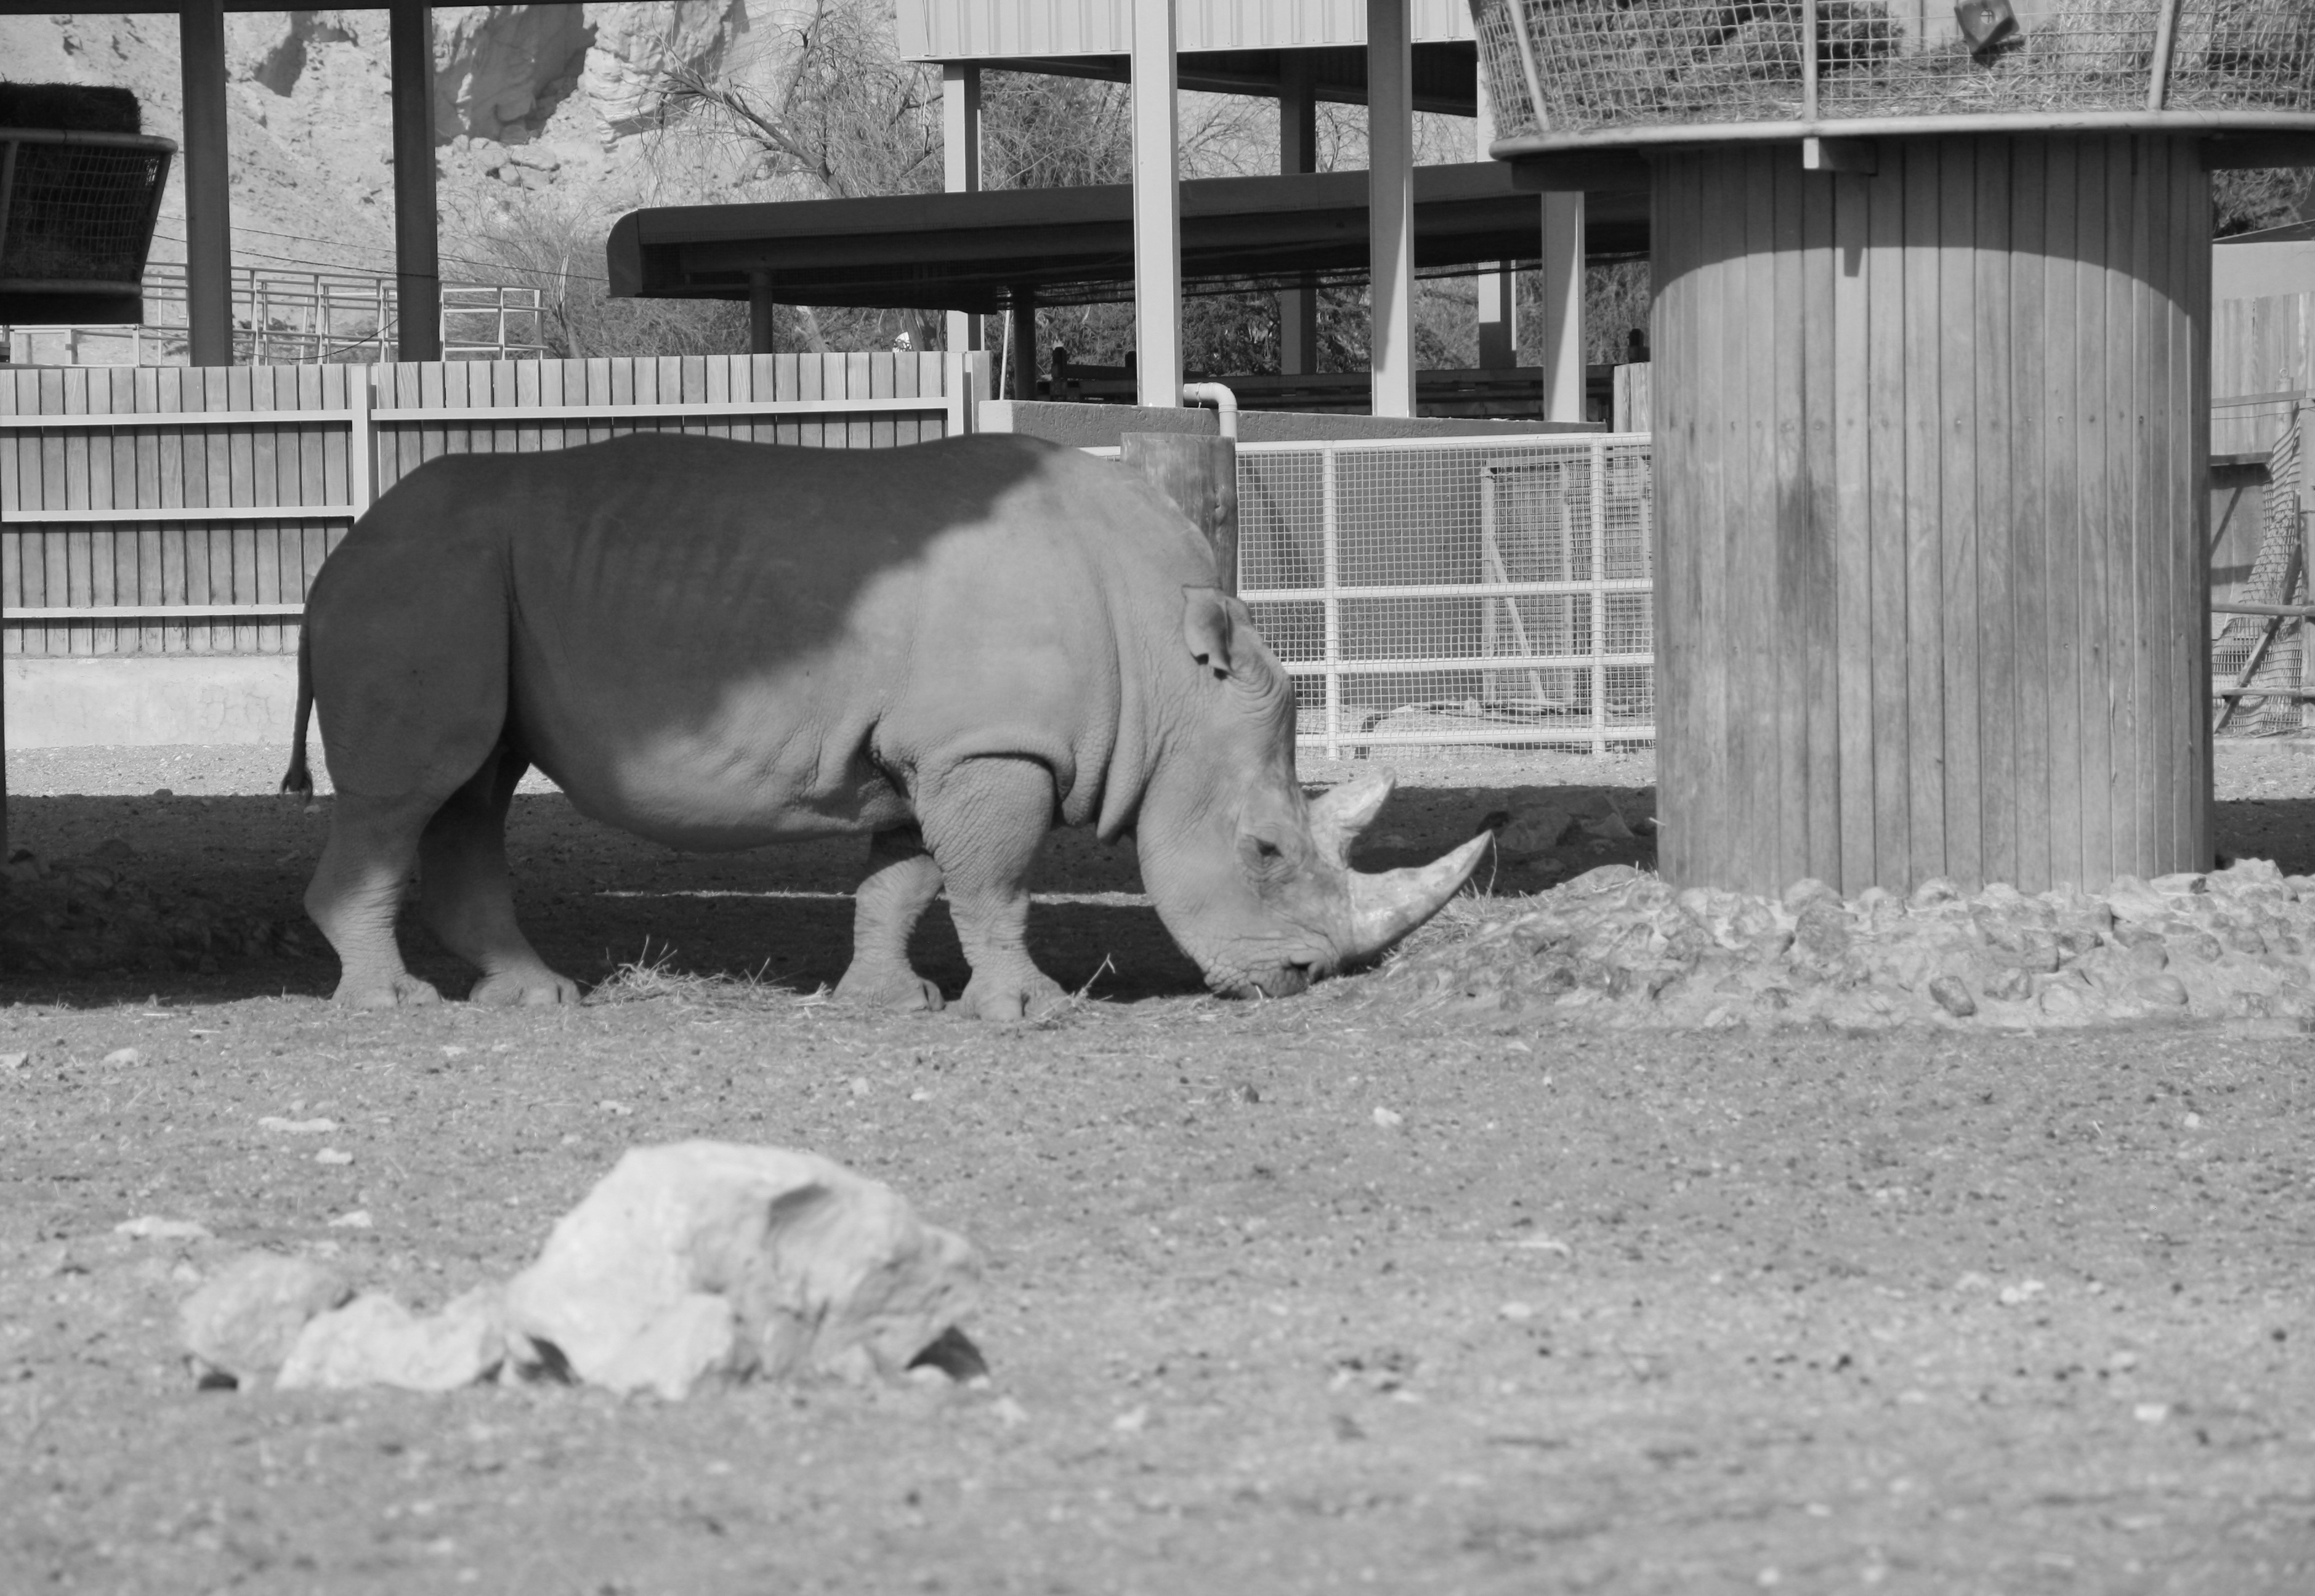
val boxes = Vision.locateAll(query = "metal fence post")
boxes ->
[1322,442,1341,760]
[348,371,374,519]
[1590,436,1609,756]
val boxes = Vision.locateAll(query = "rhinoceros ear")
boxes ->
[1181,586,1247,679]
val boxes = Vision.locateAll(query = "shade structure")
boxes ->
[1654,134,2212,897]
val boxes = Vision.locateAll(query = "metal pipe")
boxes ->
[179,0,233,367]
[2147,0,2186,113]
[1505,0,1553,139]
[1181,381,1238,438]
[389,0,441,362]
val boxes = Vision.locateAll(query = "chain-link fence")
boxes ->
[1474,0,2315,137]
[2213,408,2309,735]
[1236,433,1655,759]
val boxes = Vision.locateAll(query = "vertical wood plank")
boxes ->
[1971,135,2016,889]
[2043,139,2085,887]
[2076,139,2116,886]
[2008,140,2053,892]
[1901,139,1947,883]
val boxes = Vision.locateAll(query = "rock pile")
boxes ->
[175,1143,984,1400]
[1381,859,2315,1030]
[0,843,315,977]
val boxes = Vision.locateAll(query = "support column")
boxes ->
[1278,54,1319,376]
[389,0,440,362]
[943,65,982,358]
[1652,134,2211,897]
[1365,0,1415,417]
[1130,0,1182,408]
[1009,288,1038,401]
[1539,191,1585,419]
[748,272,775,355]
[177,0,232,368]
[1473,59,1516,370]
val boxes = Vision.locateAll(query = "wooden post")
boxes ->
[1474,65,1516,371]
[748,272,776,355]
[1008,289,1038,401]
[943,65,982,359]
[178,0,233,367]
[1129,0,1182,408]
[389,0,441,363]
[1652,134,2212,896]
[1367,0,1416,417]
[1123,432,1238,595]
[1279,55,1320,376]
[1539,191,1586,421]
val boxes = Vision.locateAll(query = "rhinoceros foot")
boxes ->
[959,969,1070,1023]
[334,972,443,1009]
[470,969,583,1007]
[834,962,946,1014]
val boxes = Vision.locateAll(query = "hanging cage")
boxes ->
[1471,0,2315,147]
[0,85,174,325]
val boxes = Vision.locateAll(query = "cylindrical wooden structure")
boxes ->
[1652,134,2212,897]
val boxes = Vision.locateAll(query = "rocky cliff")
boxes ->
[0,3,761,280]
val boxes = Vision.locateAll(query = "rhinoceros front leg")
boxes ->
[834,826,945,1012]
[417,748,580,1006]
[915,756,1069,1021]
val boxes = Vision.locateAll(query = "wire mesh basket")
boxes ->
[0,129,174,308]
[1474,0,2315,140]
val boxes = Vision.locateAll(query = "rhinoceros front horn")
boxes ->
[1309,775,1490,964]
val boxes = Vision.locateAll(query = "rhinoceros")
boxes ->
[281,431,1485,1017]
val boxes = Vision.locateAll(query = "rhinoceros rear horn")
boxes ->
[1309,772,1395,866]
[1341,832,1490,964]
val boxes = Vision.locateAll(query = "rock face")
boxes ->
[503,1142,983,1400]
[179,1252,352,1385]
[1381,858,2315,1031]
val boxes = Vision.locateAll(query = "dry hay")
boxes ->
[1374,857,2315,1031]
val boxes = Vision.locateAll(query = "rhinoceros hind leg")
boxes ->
[307,791,444,1007]
[418,746,579,1006]
[834,826,945,1012]
[916,757,1069,1022]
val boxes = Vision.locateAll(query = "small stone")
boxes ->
[1583,811,1636,842]
[277,1286,506,1392]
[2132,973,2190,1008]
[1111,1404,1151,1433]
[1372,1106,1405,1129]
[102,1047,143,1068]
[2016,929,2061,974]
[315,1148,355,1166]
[1493,807,1577,861]
[2038,981,2096,1021]
[1997,1279,2047,1307]
[115,1215,212,1241]
[2149,872,2208,897]
[259,1115,336,1134]
[1782,878,1841,912]
[1498,1301,1537,1321]
[179,1252,353,1385]
[1981,966,2032,1002]
[328,1210,374,1230]
[1927,975,1976,1018]
[0,1052,26,1072]
[1909,878,1961,911]
[2133,1402,2170,1424]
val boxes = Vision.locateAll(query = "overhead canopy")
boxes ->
[608,161,1646,314]
[924,42,1482,117]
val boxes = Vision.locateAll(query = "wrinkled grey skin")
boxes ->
[284,432,1482,1018]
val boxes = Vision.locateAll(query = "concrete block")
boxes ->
[5,656,308,748]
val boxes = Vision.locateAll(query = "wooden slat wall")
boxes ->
[2211,291,2312,456]
[1653,135,2211,898]
[2,353,953,656]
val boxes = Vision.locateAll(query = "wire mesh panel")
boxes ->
[2212,408,2307,736]
[1236,434,1654,759]
[1475,0,2315,138]
[0,132,171,296]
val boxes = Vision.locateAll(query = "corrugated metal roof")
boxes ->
[895,0,1474,61]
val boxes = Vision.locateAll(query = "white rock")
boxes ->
[1371,1106,1405,1129]
[1494,807,1576,861]
[501,1142,982,1398]
[259,1115,337,1134]
[115,1215,212,1241]
[315,1148,355,1166]
[102,1047,143,1067]
[277,1286,505,1392]
[180,1252,352,1384]
[328,1210,374,1230]
[0,1052,26,1071]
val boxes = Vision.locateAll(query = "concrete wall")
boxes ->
[6,656,305,749]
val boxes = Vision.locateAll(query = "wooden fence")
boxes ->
[2213,291,2313,458]
[1,352,984,657]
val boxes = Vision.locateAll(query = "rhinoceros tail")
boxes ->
[280,624,315,800]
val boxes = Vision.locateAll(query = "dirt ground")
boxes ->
[2,741,2313,1594]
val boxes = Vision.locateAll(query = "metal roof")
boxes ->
[895,1,1474,59]
[607,163,1647,314]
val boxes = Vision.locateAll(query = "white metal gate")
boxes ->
[1235,432,1654,758]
